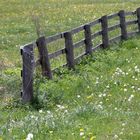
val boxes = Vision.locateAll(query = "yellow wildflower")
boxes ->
[82,136,86,139]
[90,136,96,140]
[80,128,84,132]
[87,95,93,99]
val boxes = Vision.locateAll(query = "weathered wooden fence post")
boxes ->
[136,7,140,33]
[119,10,128,40]
[64,31,75,69]
[84,24,93,55]
[21,43,34,102]
[101,15,109,49]
[36,36,52,79]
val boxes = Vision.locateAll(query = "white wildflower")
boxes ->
[103,93,106,97]
[47,110,51,114]
[114,107,118,111]
[132,76,135,79]
[64,110,68,113]
[80,132,84,136]
[114,134,118,139]
[26,133,33,140]
[106,85,110,88]
[98,94,102,98]
[124,88,127,92]
[56,104,65,109]
[77,95,81,98]
[97,104,103,110]
[131,86,135,89]
[126,73,129,75]
[122,123,126,126]
[128,94,134,102]
[99,101,103,104]
[39,110,43,113]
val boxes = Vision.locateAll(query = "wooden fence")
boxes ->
[20,8,140,102]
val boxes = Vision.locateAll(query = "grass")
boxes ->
[1,0,140,139]
[1,38,140,139]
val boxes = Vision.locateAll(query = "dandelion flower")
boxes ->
[90,136,96,140]
[80,128,84,132]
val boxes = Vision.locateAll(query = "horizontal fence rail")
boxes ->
[20,8,140,102]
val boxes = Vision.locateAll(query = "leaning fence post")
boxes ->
[119,10,128,40]
[136,7,140,33]
[36,36,52,79]
[64,31,75,69]
[21,43,34,102]
[84,24,93,55]
[101,15,109,49]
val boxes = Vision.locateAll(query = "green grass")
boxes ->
[0,0,139,64]
[1,38,140,140]
[1,0,140,140]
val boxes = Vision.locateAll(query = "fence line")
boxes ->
[20,8,140,102]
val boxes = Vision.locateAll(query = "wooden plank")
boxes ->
[108,24,120,32]
[136,7,140,32]
[126,20,138,26]
[107,13,118,20]
[74,39,85,48]
[125,11,136,16]
[21,43,34,102]
[89,18,101,27]
[84,24,93,55]
[64,32,75,69]
[119,10,128,40]
[128,31,139,37]
[109,35,121,44]
[71,26,84,34]
[101,15,109,49]
[49,48,66,59]
[51,63,67,72]
[91,31,102,39]
[46,33,64,43]
[92,43,102,52]
[36,36,52,79]
[74,52,86,63]
[20,42,37,50]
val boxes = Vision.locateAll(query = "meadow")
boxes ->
[1,0,140,139]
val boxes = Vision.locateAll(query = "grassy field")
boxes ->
[1,0,140,140]
[1,38,140,140]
